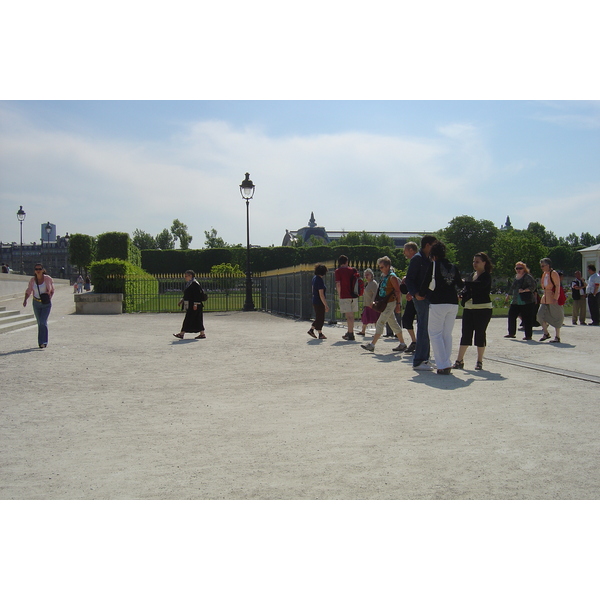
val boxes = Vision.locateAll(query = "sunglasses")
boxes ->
[34,268,43,271]
[515,267,524,270]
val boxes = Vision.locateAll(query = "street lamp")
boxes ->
[45,222,52,269]
[239,172,256,311]
[17,205,26,274]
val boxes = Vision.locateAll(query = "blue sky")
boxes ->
[1,100,599,248]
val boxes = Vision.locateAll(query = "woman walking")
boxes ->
[537,258,563,343]
[417,242,463,374]
[504,261,538,341]
[360,257,407,353]
[358,268,379,336]
[453,252,493,371]
[23,263,55,349]
[173,270,206,340]
[308,264,329,340]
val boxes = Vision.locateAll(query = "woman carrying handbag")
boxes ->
[23,263,55,349]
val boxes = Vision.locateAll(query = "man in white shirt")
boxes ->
[586,265,600,326]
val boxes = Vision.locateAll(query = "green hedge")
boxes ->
[141,244,405,274]
[96,232,141,267]
[90,259,158,312]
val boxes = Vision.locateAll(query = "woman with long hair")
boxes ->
[417,242,463,374]
[23,263,55,349]
[453,252,493,371]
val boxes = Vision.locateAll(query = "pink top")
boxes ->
[25,274,55,300]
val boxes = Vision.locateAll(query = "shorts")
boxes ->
[338,298,358,314]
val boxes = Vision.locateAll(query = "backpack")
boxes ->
[351,270,364,298]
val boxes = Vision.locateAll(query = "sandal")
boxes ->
[173,333,184,339]
[539,333,551,341]
[195,332,206,339]
[475,361,483,370]
[453,359,464,369]
[549,337,561,343]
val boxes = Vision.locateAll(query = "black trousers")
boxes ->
[460,308,492,347]
[507,302,537,338]
[401,299,417,330]
[588,294,600,325]
[312,302,326,330]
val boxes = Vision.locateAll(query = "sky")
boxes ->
[2,99,599,248]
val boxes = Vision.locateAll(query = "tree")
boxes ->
[526,222,559,248]
[334,232,362,246]
[210,263,244,275]
[492,230,548,279]
[132,229,158,250]
[565,233,580,247]
[437,215,498,272]
[580,232,597,247]
[68,233,96,274]
[155,228,175,250]
[171,219,193,250]
[375,233,394,248]
[204,228,229,249]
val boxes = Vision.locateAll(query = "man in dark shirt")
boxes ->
[335,255,358,341]
[405,235,437,370]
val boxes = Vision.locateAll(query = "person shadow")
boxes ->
[411,369,507,389]
[0,348,43,357]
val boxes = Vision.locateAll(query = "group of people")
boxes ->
[309,236,600,375]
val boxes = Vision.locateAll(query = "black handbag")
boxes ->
[36,281,51,304]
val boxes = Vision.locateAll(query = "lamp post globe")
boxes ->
[17,205,26,274]
[240,173,256,311]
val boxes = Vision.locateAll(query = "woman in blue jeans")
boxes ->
[23,263,55,348]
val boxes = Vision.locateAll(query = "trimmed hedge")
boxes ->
[96,232,141,267]
[141,245,404,274]
[90,259,158,313]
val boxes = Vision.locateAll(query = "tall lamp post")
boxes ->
[17,205,26,274]
[45,222,52,270]
[240,173,256,311]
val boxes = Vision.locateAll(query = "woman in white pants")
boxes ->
[416,242,463,374]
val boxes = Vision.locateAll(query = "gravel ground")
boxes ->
[1,284,599,499]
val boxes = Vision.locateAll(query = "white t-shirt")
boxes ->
[587,272,600,295]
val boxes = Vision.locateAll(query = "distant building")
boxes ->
[282,213,430,248]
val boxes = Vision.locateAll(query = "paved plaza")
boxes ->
[1,284,599,499]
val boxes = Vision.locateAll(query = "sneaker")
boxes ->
[307,328,317,338]
[342,332,355,341]
[361,342,375,352]
[392,342,407,352]
[413,361,434,371]
[404,342,417,354]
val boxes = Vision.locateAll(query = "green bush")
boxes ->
[96,232,141,267]
[90,259,158,312]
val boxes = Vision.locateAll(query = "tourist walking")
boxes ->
[335,255,359,341]
[76,274,84,294]
[453,252,493,371]
[358,268,379,336]
[308,264,329,340]
[23,263,55,349]
[405,235,437,371]
[570,270,587,325]
[537,258,563,343]
[417,242,463,374]
[360,257,406,353]
[504,261,538,340]
[173,270,207,339]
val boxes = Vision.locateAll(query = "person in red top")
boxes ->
[335,255,358,341]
